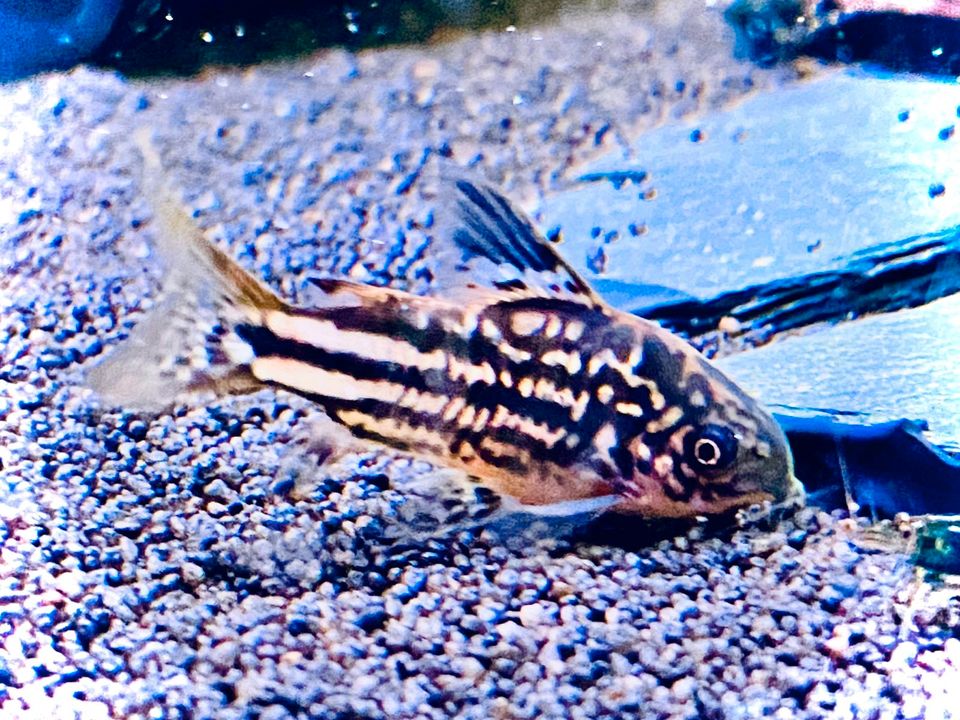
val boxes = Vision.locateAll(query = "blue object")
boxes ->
[0,0,123,82]
[774,412,960,518]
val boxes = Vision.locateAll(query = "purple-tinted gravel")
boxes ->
[1,6,958,720]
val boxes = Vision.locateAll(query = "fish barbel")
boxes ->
[88,140,802,518]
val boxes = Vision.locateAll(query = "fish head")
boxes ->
[612,324,801,517]
[675,388,800,512]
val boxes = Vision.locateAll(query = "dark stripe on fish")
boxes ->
[237,303,718,501]
[235,322,448,391]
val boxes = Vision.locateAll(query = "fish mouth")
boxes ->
[746,473,805,513]
[716,475,805,517]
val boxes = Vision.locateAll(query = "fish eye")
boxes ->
[686,425,738,472]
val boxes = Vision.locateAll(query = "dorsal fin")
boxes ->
[427,174,603,307]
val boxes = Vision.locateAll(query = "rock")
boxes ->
[0,0,123,81]
[727,0,960,75]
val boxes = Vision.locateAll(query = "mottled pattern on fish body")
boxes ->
[234,281,792,517]
[89,143,800,519]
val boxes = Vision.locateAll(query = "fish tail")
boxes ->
[85,131,286,411]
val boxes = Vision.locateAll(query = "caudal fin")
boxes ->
[86,131,286,411]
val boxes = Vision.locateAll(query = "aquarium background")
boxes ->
[2,1,960,718]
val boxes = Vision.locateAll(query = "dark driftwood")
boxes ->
[640,224,960,342]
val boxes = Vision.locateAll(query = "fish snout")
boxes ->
[750,424,802,505]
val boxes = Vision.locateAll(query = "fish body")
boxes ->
[88,144,801,518]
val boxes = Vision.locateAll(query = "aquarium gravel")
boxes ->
[2,6,959,720]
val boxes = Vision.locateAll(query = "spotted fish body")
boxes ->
[89,143,801,519]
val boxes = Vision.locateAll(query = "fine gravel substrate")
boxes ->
[2,6,959,720]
